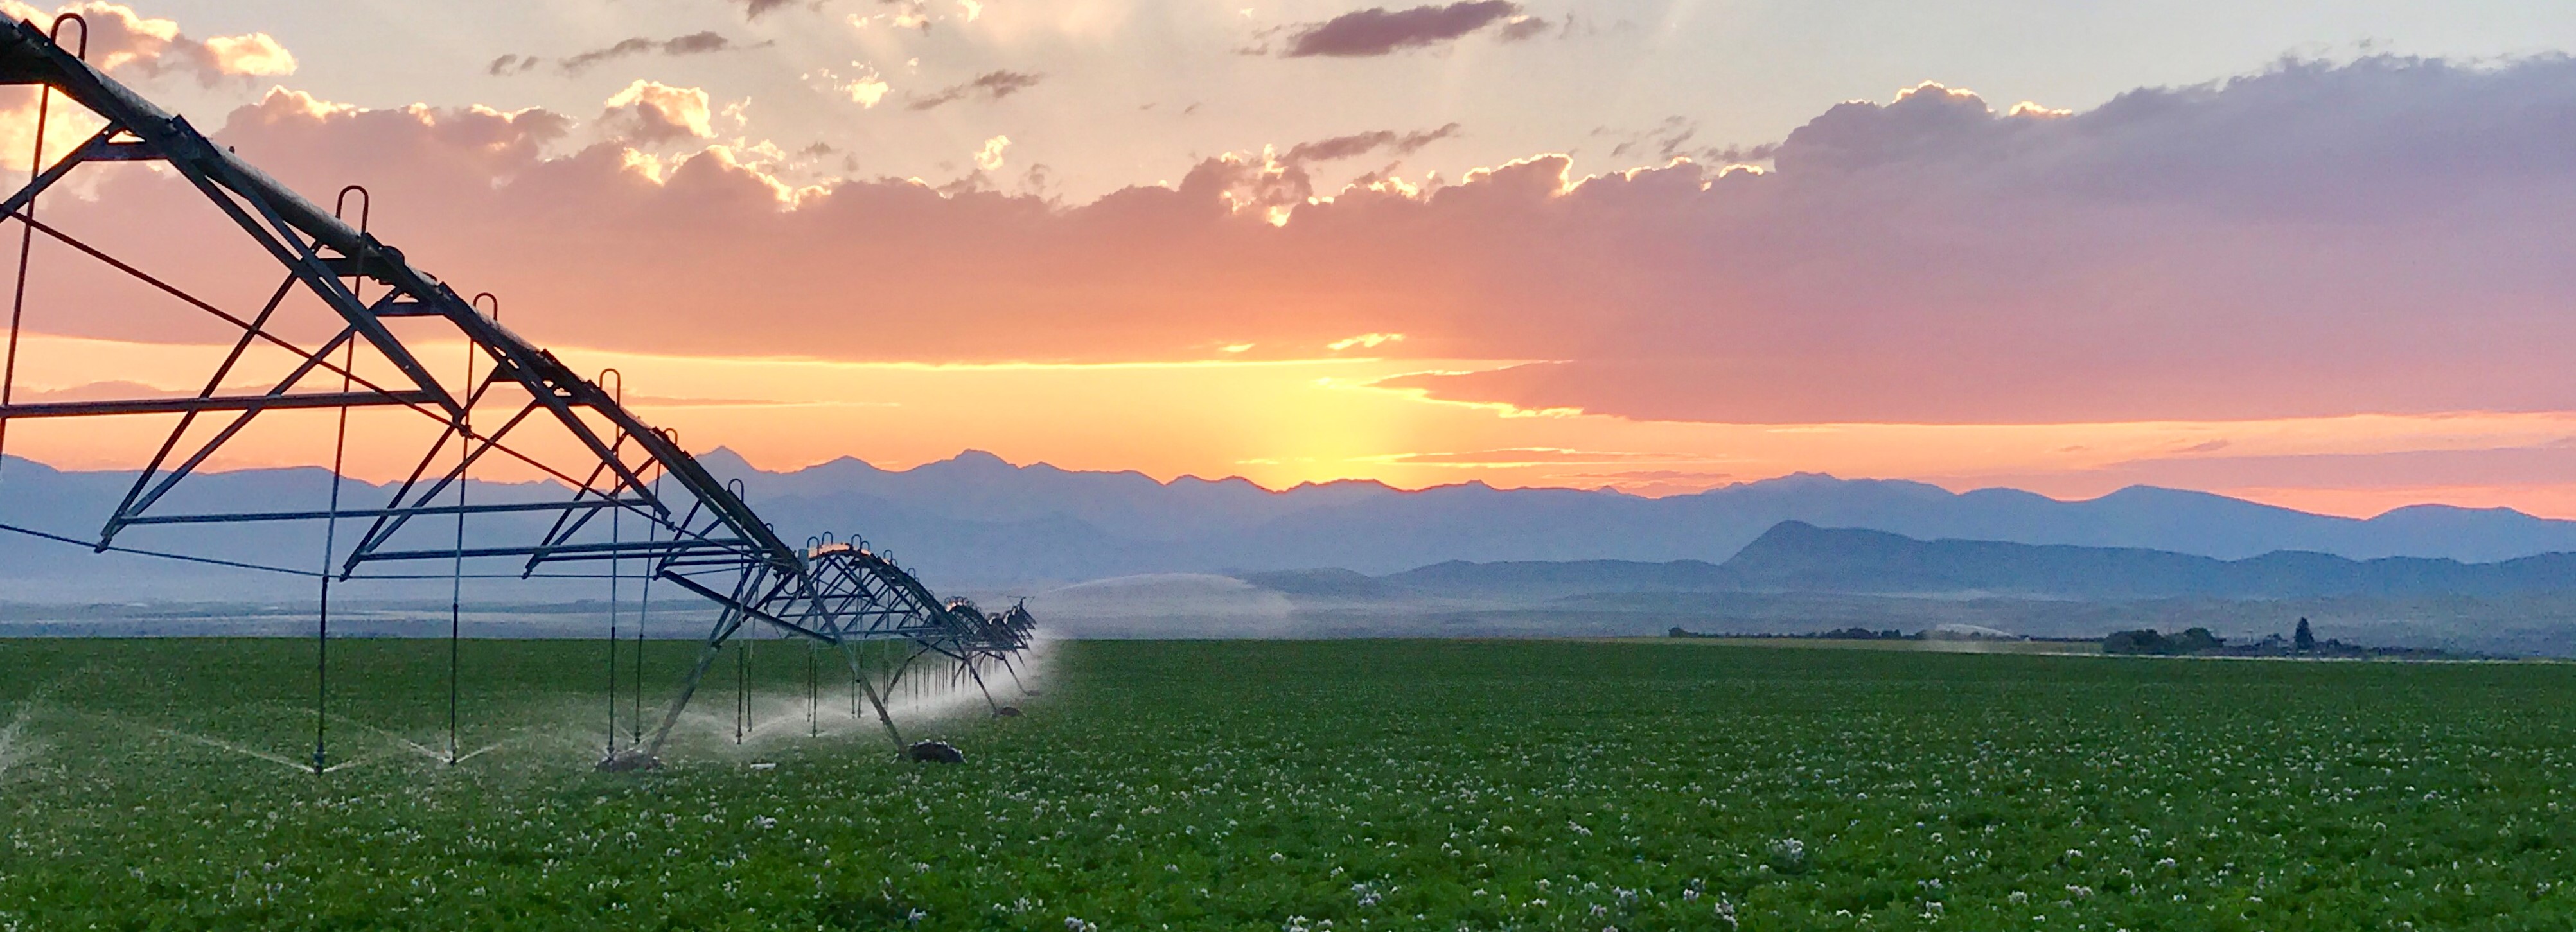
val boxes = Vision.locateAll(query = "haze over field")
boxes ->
[14,452,2576,653]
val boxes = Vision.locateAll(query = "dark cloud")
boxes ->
[906,71,1043,110]
[664,31,734,55]
[561,37,660,72]
[486,54,541,77]
[559,32,745,73]
[735,0,798,19]
[1282,123,1461,163]
[1282,1,1524,58]
[1600,116,1720,163]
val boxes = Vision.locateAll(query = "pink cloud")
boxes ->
[17,55,2576,426]
[598,80,714,145]
[2,2,294,84]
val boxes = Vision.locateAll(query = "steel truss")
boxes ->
[0,17,1030,769]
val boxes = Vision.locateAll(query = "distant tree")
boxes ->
[2295,617,2316,652]
[2104,629,2164,655]
[2175,628,2225,653]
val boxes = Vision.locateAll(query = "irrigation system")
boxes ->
[0,15,1034,771]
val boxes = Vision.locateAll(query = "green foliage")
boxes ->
[2104,627,2225,655]
[3,638,2576,929]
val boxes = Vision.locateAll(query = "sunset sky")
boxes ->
[6,0,2576,516]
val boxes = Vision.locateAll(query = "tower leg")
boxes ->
[615,607,745,769]
[997,653,1029,694]
[840,642,904,748]
[962,656,1002,714]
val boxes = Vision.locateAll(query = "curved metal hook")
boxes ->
[597,367,622,404]
[333,184,369,233]
[470,291,499,324]
[49,13,86,60]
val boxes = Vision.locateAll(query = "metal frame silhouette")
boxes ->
[0,17,1028,768]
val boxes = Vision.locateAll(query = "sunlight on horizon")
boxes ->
[10,331,2576,518]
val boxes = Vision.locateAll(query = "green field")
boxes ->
[4,638,2575,929]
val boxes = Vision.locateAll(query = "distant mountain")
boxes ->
[1683,521,2576,599]
[13,450,2576,597]
[1233,522,2576,602]
[1122,524,2576,653]
[0,456,633,603]
[693,450,2576,584]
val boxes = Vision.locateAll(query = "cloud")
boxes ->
[597,80,714,145]
[1282,123,1459,163]
[2092,444,2576,494]
[841,1,964,31]
[0,3,296,184]
[1328,332,1404,351]
[1600,116,1718,163]
[734,0,798,19]
[0,2,294,84]
[556,31,744,74]
[198,33,294,76]
[1377,448,1701,465]
[807,64,890,107]
[1280,1,1523,58]
[906,69,1041,110]
[487,54,541,76]
[1494,14,1549,42]
[973,134,1009,171]
[29,55,2576,430]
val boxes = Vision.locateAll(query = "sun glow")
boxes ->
[13,332,2576,515]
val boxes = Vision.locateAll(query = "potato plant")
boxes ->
[2,637,2573,929]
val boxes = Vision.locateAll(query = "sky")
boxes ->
[5,0,2576,517]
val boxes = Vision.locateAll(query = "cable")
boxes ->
[0,521,727,580]
[0,520,318,575]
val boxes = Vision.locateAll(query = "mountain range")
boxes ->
[683,449,2576,581]
[1253,520,2576,602]
[8,449,2576,597]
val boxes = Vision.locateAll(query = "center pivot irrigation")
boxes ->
[0,16,1034,771]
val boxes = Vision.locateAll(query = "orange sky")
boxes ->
[13,331,2576,518]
